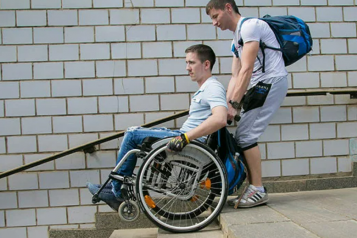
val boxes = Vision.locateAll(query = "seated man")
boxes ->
[87,44,228,211]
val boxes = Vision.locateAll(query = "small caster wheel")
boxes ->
[118,201,140,222]
[92,194,100,204]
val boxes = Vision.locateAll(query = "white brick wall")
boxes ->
[18,45,48,62]
[324,139,349,156]
[20,81,51,98]
[0,155,23,172]
[18,191,48,208]
[68,97,97,114]
[24,153,54,171]
[9,173,38,190]
[0,46,16,62]
[68,206,96,223]
[296,141,323,157]
[65,27,94,43]
[49,44,79,61]
[282,125,309,141]
[96,61,126,77]
[37,208,67,225]
[0,11,15,27]
[62,0,92,9]
[0,2,356,236]
[17,10,46,26]
[3,63,32,80]
[115,113,144,130]
[112,43,141,59]
[7,136,37,153]
[311,157,337,174]
[65,61,95,78]
[0,210,4,227]
[70,170,100,187]
[83,115,114,132]
[0,82,19,99]
[31,0,61,9]
[0,228,26,238]
[331,23,356,38]
[56,153,86,169]
[34,62,64,79]
[3,28,33,45]
[52,80,82,97]
[127,25,156,42]
[53,116,82,133]
[0,192,17,209]
[36,99,66,115]
[5,99,35,116]
[79,10,108,25]
[142,9,171,24]
[27,226,49,238]
[95,26,125,42]
[38,135,68,152]
[7,209,36,227]
[282,159,309,176]
[49,189,79,207]
[310,123,336,139]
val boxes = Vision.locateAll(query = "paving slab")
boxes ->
[287,189,357,220]
[299,220,357,238]
[268,194,349,224]
[228,221,319,238]
[222,188,357,238]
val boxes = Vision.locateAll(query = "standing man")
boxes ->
[87,44,228,211]
[206,0,288,208]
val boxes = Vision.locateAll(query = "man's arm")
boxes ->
[227,41,260,120]
[226,56,241,102]
[185,105,227,141]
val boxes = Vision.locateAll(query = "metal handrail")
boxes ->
[0,88,356,179]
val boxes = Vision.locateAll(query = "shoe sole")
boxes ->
[238,198,269,208]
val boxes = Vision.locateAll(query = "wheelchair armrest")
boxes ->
[139,137,161,151]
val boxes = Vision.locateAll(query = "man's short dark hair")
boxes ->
[206,0,240,15]
[185,44,216,71]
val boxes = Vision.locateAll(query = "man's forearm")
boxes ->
[229,67,252,103]
[185,107,227,141]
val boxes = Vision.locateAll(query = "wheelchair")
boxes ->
[91,135,228,233]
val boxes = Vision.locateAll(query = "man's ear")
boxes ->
[225,3,232,12]
[204,60,211,70]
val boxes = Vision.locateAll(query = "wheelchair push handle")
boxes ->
[227,114,241,125]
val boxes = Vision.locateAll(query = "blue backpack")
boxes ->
[239,15,313,72]
[213,128,246,195]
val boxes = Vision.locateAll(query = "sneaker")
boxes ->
[227,185,268,208]
[87,182,123,212]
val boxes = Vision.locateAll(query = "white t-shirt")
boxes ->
[231,17,288,87]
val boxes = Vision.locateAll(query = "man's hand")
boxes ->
[227,104,238,122]
[166,134,190,152]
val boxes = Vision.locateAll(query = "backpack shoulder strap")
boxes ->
[238,17,253,46]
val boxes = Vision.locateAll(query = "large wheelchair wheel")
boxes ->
[135,141,228,233]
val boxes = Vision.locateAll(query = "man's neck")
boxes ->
[230,14,241,32]
[197,74,212,88]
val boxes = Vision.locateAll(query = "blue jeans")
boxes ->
[111,127,181,198]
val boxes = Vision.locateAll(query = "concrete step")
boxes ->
[49,228,114,238]
[108,219,223,238]
[157,219,223,238]
[110,228,158,238]
[95,212,156,230]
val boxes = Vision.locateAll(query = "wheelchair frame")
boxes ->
[92,137,228,233]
